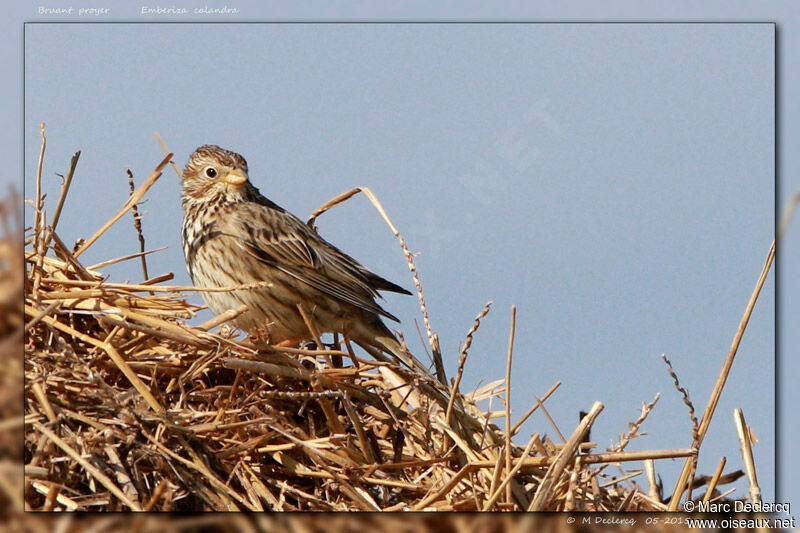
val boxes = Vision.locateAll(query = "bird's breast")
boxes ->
[182,203,226,281]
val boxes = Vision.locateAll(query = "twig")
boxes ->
[87,246,167,271]
[196,304,248,331]
[23,300,61,331]
[154,132,184,179]
[126,168,150,283]
[511,381,562,436]
[504,305,516,505]
[296,304,324,352]
[74,152,172,258]
[587,394,660,486]
[49,150,81,234]
[702,456,726,504]
[660,355,699,443]
[660,353,699,501]
[644,459,660,501]
[342,391,378,464]
[47,231,97,281]
[708,487,736,503]
[565,457,581,511]
[411,464,474,511]
[613,394,660,453]
[38,277,274,293]
[143,480,169,512]
[34,123,46,217]
[34,213,50,302]
[142,272,173,284]
[733,409,761,504]
[445,301,492,425]
[482,434,536,510]
[529,401,604,511]
[616,486,637,512]
[601,469,643,489]
[30,382,56,423]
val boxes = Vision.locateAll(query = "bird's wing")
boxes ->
[324,246,413,296]
[223,203,402,322]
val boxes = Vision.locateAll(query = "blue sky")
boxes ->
[5,2,796,513]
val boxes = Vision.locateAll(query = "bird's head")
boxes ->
[182,145,251,202]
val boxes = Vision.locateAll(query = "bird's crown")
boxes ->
[185,145,248,177]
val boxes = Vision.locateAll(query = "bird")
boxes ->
[180,144,432,376]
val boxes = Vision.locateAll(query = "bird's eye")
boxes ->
[205,167,218,178]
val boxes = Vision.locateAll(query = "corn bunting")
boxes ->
[181,145,430,375]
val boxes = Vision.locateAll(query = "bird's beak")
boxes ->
[224,169,248,186]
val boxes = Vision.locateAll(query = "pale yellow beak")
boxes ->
[224,169,248,186]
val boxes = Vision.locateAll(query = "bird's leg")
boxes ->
[275,338,304,348]
[331,332,343,368]
[246,326,303,350]
[248,323,271,344]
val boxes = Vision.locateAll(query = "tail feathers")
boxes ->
[351,329,434,380]
[356,331,478,430]
[373,334,434,377]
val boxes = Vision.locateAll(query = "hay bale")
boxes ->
[21,132,731,512]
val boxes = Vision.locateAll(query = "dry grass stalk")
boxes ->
[609,394,660,456]
[510,380,561,436]
[733,409,761,505]
[660,353,700,499]
[702,456,727,504]
[528,401,603,511]
[660,355,699,442]
[644,459,659,501]
[48,150,80,238]
[503,305,516,506]
[18,133,755,512]
[126,168,150,283]
[445,301,491,426]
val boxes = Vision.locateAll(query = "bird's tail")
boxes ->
[351,321,436,381]
[355,324,479,430]
[372,334,434,377]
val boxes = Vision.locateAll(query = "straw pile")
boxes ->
[22,130,763,512]
[1,186,24,523]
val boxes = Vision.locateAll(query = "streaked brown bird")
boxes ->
[180,144,430,375]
